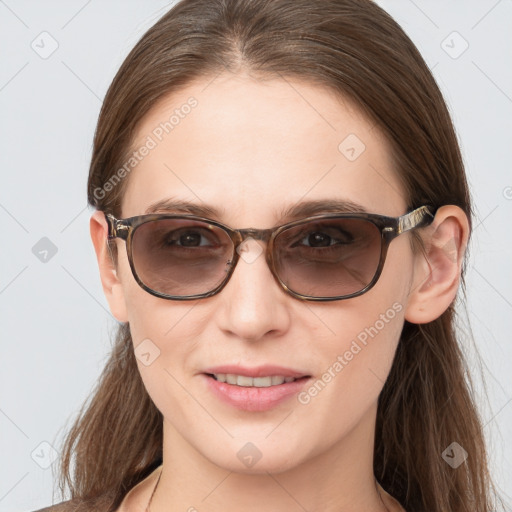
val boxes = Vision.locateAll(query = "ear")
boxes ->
[404,205,470,324]
[90,210,129,323]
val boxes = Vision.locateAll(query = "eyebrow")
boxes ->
[144,197,369,223]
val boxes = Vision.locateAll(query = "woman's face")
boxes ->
[111,72,418,473]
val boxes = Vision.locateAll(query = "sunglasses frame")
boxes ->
[104,205,435,302]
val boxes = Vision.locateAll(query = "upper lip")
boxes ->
[203,365,310,378]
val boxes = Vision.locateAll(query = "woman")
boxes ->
[34,0,505,511]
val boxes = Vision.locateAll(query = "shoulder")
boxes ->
[28,496,113,512]
[29,500,82,512]
[29,465,162,512]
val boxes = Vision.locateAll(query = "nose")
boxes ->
[214,237,292,341]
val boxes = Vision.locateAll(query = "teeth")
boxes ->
[271,375,284,385]
[212,374,298,387]
[237,375,253,387]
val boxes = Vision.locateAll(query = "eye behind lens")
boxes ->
[130,218,234,298]
[274,218,382,298]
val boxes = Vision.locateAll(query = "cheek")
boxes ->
[115,250,174,341]
[124,286,203,354]
[116,253,201,378]
[339,240,414,374]
[342,300,405,377]
[291,299,406,461]
[123,294,204,422]
[317,296,406,393]
[299,240,414,419]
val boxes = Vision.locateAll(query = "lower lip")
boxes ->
[203,374,310,412]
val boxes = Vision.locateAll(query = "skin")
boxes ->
[90,72,469,512]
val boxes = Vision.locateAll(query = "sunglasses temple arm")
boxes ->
[397,205,435,234]
[104,212,131,241]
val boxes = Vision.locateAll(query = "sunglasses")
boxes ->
[104,205,435,302]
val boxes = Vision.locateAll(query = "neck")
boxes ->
[149,403,389,512]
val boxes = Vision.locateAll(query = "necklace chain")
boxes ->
[146,472,389,512]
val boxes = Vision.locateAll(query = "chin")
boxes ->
[199,436,309,475]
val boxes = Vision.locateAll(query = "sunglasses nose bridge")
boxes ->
[226,227,285,295]
[236,227,274,243]
[230,227,277,275]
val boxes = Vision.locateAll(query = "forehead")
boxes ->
[121,73,406,224]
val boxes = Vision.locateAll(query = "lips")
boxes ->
[201,365,311,411]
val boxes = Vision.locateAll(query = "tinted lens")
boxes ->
[274,217,382,298]
[131,218,234,297]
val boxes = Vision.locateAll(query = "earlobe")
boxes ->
[404,205,470,324]
[90,210,129,323]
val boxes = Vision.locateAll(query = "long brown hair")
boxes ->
[55,1,505,510]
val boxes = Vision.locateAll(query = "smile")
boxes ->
[210,373,298,387]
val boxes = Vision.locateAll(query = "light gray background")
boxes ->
[1,1,511,511]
